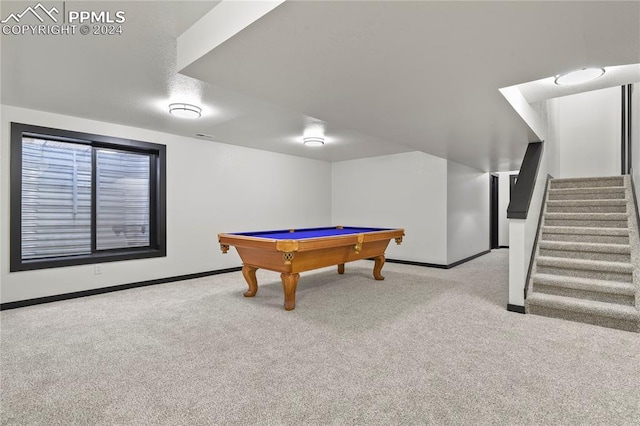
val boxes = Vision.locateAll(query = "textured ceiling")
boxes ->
[2,1,639,171]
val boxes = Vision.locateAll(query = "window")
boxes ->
[10,123,166,271]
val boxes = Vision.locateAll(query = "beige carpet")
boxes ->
[2,250,639,425]
[526,175,639,332]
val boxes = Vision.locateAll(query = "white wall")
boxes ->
[0,105,332,304]
[499,86,547,142]
[508,143,549,307]
[331,151,448,264]
[552,86,621,179]
[447,160,489,264]
[0,106,3,294]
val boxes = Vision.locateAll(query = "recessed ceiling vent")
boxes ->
[195,133,216,139]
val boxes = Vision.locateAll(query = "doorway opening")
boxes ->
[490,174,499,249]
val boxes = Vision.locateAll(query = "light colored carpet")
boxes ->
[2,250,639,425]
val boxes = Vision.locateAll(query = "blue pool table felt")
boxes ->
[234,227,391,240]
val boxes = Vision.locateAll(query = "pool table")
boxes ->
[218,226,404,310]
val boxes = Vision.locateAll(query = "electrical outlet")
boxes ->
[94,264,102,275]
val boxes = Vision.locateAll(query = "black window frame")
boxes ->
[10,122,166,272]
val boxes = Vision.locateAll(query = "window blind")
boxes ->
[21,138,92,259]
[21,139,151,259]
[96,149,150,250]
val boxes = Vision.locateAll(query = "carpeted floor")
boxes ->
[1,250,639,425]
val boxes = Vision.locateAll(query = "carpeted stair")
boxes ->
[525,175,639,332]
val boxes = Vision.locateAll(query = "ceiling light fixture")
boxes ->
[303,136,325,147]
[169,103,202,119]
[554,67,605,86]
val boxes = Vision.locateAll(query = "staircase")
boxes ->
[525,175,639,332]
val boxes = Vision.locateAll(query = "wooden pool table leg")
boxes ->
[373,255,386,280]
[337,263,345,274]
[281,273,300,311]
[242,265,258,297]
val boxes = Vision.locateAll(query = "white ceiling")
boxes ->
[2,1,639,171]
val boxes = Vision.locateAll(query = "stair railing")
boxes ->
[507,141,547,313]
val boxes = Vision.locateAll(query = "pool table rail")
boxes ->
[218,228,403,254]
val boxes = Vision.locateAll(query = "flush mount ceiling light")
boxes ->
[303,136,325,147]
[554,67,605,86]
[168,103,202,119]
